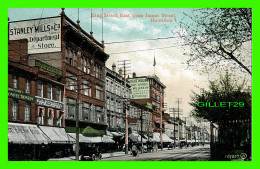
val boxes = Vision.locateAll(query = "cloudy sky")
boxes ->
[8,8,252,118]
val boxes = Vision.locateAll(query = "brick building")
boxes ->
[9,9,109,134]
[8,39,73,160]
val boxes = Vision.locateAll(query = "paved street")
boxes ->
[102,145,211,161]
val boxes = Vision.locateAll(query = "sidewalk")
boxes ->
[47,151,131,161]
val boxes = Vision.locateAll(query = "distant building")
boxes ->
[105,64,131,131]
[128,73,166,133]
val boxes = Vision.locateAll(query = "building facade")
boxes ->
[128,73,166,135]
[9,9,110,133]
[105,64,131,131]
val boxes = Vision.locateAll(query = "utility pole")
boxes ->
[169,108,175,148]
[118,60,131,154]
[75,76,80,161]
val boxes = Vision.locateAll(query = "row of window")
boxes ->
[12,100,30,121]
[66,71,104,100]
[106,79,130,97]
[12,75,62,102]
[67,99,105,123]
[11,100,63,127]
[37,81,61,101]
[65,48,105,80]
[13,76,30,94]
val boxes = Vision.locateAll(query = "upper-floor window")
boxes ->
[87,60,90,74]
[25,79,30,94]
[82,79,91,96]
[37,107,45,125]
[69,50,73,65]
[66,72,76,91]
[37,81,43,97]
[24,102,30,121]
[73,52,77,67]
[56,87,61,102]
[56,110,64,127]
[13,75,18,89]
[47,109,54,126]
[12,100,18,120]
[82,102,90,121]
[83,58,87,72]
[96,85,103,100]
[47,84,52,100]
[68,99,76,119]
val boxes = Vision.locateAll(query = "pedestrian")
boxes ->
[132,144,138,157]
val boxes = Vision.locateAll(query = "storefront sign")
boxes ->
[9,17,61,54]
[8,87,24,94]
[36,97,63,110]
[35,60,62,76]
[8,91,35,102]
[129,78,150,99]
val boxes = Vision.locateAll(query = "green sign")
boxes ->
[8,88,24,94]
[129,78,150,99]
[35,60,62,76]
[8,91,35,102]
[146,102,153,110]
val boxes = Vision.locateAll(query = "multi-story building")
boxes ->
[128,73,166,137]
[9,9,109,135]
[8,39,73,160]
[105,64,131,131]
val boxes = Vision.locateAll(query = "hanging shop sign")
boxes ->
[35,96,63,110]
[9,16,61,54]
[127,118,138,124]
[8,88,35,102]
[35,60,62,76]
[129,78,150,99]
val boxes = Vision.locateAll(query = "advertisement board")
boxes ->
[129,78,150,99]
[9,16,61,54]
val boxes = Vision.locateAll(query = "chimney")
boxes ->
[119,68,122,76]
[133,72,136,78]
[112,63,116,72]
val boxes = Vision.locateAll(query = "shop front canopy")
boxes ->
[67,133,102,143]
[153,133,173,143]
[8,122,49,144]
[39,126,75,144]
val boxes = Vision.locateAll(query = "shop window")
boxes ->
[12,100,18,120]
[24,102,30,121]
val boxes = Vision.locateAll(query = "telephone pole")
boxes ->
[118,60,131,154]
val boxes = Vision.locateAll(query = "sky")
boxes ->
[8,8,252,120]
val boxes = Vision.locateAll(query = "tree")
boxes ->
[181,8,252,75]
[190,72,251,157]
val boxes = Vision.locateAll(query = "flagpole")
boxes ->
[153,51,156,75]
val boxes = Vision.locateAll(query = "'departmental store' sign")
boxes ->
[129,78,150,99]
[9,16,61,54]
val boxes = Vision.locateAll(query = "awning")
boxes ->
[111,132,124,137]
[129,132,147,143]
[8,122,49,144]
[67,133,102,143]
[153,133,173,143]
[102,135,115,143]
[39,126,75,144]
